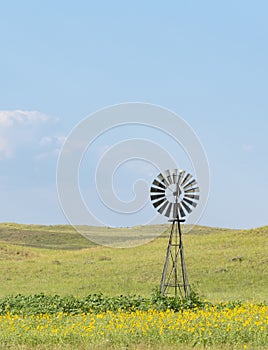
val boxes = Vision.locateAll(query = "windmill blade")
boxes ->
[183,197,198,208]
[152,197,167,209]
[172,169,178,184]
[165,202,173,218]
[157,173,169,186]
[178,203,186,217]
[184,194,200,200]
[150,193,166,201]
[181,200,192,214]
[157,200,169,215]
[178,170,185,185]
[181,173,193,187]
[184,186,200,193]
[150,186,165,193]
[152,179,166,190]
[183,179,197,191]
[164,169,173,184]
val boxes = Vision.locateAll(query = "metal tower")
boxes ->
[150,169,199,297]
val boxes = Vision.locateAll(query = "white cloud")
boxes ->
[0,110,49,128]
[40,136,53,146]
[40,135,66,147]
[0,110,63,161]
[56,136,66,145]
[35,148,61,160]
[37,135,66,160]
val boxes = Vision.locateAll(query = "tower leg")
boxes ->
[178,219,191,298]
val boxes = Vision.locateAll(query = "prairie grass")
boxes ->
[0,223,267,302]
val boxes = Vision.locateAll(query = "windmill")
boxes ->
[150,169,199,297]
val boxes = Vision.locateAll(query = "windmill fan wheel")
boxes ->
[150,169,199,219]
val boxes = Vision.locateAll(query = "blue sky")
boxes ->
[0,1,267,229]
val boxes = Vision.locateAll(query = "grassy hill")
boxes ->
[0,223,267,302]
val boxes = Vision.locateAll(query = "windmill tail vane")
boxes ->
[150,169,200,297]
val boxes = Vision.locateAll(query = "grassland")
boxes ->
[0,222,267,301]
[0,222,267,349]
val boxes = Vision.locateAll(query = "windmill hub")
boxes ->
[172,186,180,197]
[167,186,183,203]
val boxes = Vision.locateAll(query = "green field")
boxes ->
[0,222,267,301]
[0,222,267,350]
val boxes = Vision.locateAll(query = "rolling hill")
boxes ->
[0,223,267,302]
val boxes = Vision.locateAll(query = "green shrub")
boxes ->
[0,288,206,315]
